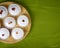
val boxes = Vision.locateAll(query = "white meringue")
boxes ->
[0,6,8,19]
[17,15,29,27]
[11,28,24,40]
[8,4,21,16]
[0,28,10,40]
[4,17,16,29]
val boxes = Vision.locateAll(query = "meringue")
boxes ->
[17,15,29,27]
[8,4,21,16]
[4,17,16,29]
[11,28,24,40]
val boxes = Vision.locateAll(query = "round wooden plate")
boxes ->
[0,2,31,44]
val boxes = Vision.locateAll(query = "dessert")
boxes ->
[0,28,9,40]
[11,28,24,40]
[0,6,8,19]
[0,2,31,44]
[17,15,29,27]
[8,4,21,16]
[4,17,16,29]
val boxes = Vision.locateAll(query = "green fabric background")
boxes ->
[0,0,60,48]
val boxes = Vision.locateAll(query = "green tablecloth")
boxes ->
[0,0,60,48]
